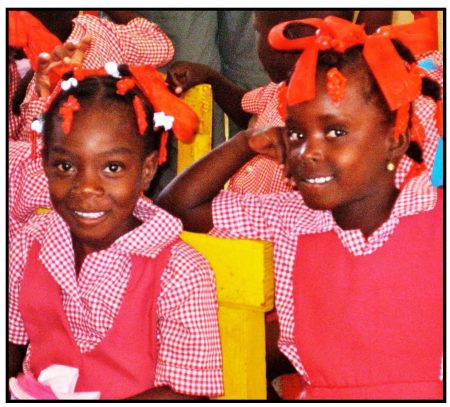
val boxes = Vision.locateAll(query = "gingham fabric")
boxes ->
[8,62,22,140]
[9,198,223,396]
[228,82,291,194]
[9,139,50,244]
[16,14,174,141]
[211,171,439,381]
[229,51,443,194]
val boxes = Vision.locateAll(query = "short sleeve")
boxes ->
[68,15,174,68]
[241,86,268,116]
[154,242,223,396]
[212,190,277,241]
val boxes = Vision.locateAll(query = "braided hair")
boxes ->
[42,64,165,159]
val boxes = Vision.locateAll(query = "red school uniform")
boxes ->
[211,172,442,399]
[228,51,443,195]
[15,14,174,141]
[9,198,223,398]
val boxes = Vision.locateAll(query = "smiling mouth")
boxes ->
[303,176,335,184]
[74,211,106,219]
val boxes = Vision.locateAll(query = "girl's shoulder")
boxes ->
[166,239,212,276]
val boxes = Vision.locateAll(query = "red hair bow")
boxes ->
[8,11,62,72]
[129,65,198,143]
[268,16,435,111]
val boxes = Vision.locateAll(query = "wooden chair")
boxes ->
[181,231,274,400]
[179,85,275,399]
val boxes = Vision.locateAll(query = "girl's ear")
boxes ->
[141,151,159,191]
[388,130,410,162]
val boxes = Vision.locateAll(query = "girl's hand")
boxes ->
[246,127,286,164]
[35,35,91,99]
[166,61,213,95]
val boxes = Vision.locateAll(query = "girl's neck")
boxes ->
[332,186,400,239]
[72,216,142,276]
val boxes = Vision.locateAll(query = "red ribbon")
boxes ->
[268,16,435,111]
[44,64,198,166]
[8,11,62,72]
[59,95,80,134]
[129,65,198,144]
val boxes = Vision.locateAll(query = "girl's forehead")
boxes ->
[50,106,142,150]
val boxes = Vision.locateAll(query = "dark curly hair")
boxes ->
[42,64,165,159]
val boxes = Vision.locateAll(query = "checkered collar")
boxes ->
[37,196,182,273]
[290,173,438,255]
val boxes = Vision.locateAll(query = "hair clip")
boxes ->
[31,117,44,134]
[393,104,409,140]
[61,77,78,91]
[326,67,347,105]
[153,112,174,131]
[59,95,80,134]
[116,78,136,95]
[133,96,148,135]
[105,61,121,78]
[30,117,45,161]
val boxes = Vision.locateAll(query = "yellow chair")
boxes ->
[181,231,274,400]
[177,84,214,173]
[178,85,276,399]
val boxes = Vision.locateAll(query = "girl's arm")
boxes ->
[156,127,284,232]
[167,61,251,128]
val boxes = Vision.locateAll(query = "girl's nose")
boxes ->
[73,169,104,196]
[299,134,324,163]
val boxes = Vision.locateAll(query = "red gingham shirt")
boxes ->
[9,198,223,396]
[16,14,174,141]
[8,62,22,140]
[211,172,440,382]
[229,51,443,194]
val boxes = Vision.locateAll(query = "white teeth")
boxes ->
[74,211,105,219]
[304,176,334,184]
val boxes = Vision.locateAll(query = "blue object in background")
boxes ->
[431,137,443,187]
[418,58,437,72]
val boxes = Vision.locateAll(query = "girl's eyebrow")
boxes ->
[49,146,134,155]
[49,145,71,154]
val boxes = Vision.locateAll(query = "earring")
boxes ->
[386,161,395,172]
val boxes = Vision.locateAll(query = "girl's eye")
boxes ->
[288,129,304,142]
[104,163,123,174]
[327,128,347,138]
[56,161,74,173]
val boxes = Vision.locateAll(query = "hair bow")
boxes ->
[8,11,62,71]
[268,16,435,111]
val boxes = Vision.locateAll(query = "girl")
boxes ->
[8,63,223,400]
[157,17,442,400]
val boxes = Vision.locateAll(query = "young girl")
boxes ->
[8,64,223,400]
[166,11,393,195]
[157,17,442,400]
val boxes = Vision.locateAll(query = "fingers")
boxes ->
[166,68,190,95]
[71,35,91,67]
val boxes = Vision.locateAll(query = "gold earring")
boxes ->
[386,161,395,172]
